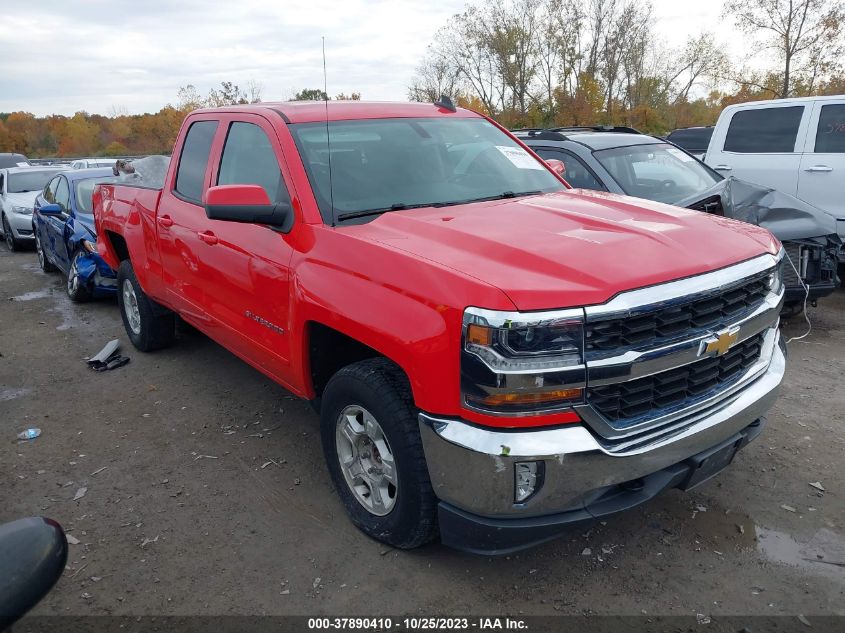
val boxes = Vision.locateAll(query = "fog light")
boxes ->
[514,461,543,503]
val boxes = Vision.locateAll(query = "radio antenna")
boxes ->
[322,36,335,226]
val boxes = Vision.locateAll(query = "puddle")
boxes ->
[10,289,52,301]
[756,526,845,584]
[0,387,31,401]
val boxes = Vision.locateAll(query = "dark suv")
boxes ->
[515,126,840,312]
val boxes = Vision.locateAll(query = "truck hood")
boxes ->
[349,190,778,311]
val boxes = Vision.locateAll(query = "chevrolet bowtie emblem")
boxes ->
[700,327,740,357]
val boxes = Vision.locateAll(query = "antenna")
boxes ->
[322,36,335,227]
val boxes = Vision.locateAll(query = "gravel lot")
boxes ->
[1,244,844,619]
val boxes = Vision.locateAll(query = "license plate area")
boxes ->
[680,434,742,491]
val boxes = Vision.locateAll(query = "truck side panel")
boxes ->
[93,184,167,300]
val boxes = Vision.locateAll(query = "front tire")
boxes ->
[117,259,175,352]
[35,228,57,272]
[66,250,92,302]
[320,358,438,549]
[2,215,20,252]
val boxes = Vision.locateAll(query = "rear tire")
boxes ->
[2,215,20,252]
[66,250,92,303]
[35,227,57,272]
[117,259,175,351]
[320,358,438,549]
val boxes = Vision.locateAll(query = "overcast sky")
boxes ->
[1,0,732,117]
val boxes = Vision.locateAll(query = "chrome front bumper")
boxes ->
[419,332,784,521]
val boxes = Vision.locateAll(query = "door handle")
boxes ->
[713,165,732,171]
[157,215,174,228]
[804,165,833,172]
[197,231,218,245]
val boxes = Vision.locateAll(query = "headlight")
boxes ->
[461,307,585,417]
[12,205,31,215]
[768,249,785,294]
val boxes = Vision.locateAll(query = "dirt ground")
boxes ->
[1,244,843,620]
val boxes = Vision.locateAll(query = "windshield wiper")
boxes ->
[431,190,543,208]
[335,191,544,221]
[336,203,435,222]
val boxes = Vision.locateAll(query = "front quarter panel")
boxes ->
[289,225,514,414]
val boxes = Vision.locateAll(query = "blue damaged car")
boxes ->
[33,167,118,302]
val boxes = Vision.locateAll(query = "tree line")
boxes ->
[409,0,845,132]
[0,83,360,159]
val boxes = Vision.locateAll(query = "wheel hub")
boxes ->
[335,405,397,516]
[122,279,142,335]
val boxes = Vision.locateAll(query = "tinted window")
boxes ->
[724,106,804,153]
[534,148,604,190]
[814,104,845,152]
[667,128,713,152]
[175,120,218,201]
[218,122,289,203]
[54,177,70,210]
[0,173,4,193]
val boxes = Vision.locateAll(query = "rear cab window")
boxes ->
[175,120,218,202]
[724,106,805,153]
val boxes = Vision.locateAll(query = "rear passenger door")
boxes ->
[198,115,297,378]
[706,104,809,194]
[797,101,845,220]
[157,118,219,317]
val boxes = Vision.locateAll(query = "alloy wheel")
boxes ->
[122,279,142,335]
[335,405,398,516]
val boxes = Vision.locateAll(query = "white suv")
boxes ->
[705,95,845,264]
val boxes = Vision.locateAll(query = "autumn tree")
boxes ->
[725,0,845,98]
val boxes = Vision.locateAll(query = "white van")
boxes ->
[705,95,845,261]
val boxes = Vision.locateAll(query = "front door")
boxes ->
[196,116,297,380]
[46,175,72,272]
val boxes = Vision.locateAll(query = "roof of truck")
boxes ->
[193,101,482,124]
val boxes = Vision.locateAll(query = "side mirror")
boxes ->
[0,517,67,630]
[204,185,293,232]
[545,159,566,178]
[38,203,63,216]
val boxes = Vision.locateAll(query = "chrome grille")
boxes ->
[585,271,770,353]
[587,332,765,427]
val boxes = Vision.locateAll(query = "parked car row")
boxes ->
[514,125,842,313]
[0,161,121,302]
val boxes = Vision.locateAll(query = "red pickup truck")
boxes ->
[94,101,786,554]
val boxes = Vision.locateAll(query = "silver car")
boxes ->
[0,167,64,251]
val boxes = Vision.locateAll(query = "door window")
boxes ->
[0,173,4,194]
[54,177,70,211]
[44,177,59,203]
[724,106,804,153]
[814,104,845,152]
[533,148,604,190]
[217,122,291,203]
[175,120,218,202]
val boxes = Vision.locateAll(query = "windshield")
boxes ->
[290,117,564,223]
[76,177,117,213]
[594,143,721,204]
[8,170,60,193]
